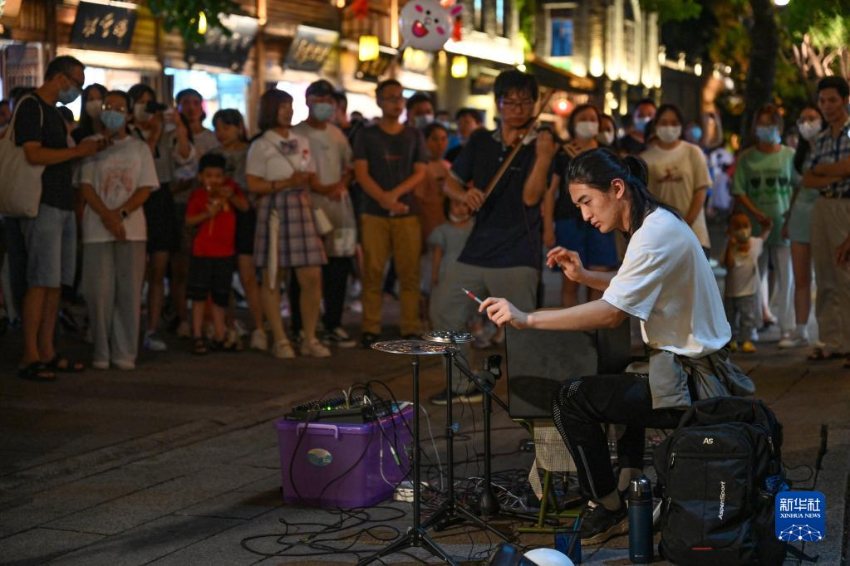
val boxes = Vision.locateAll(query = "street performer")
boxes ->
[480,148,754,545]
[429,69,557,405]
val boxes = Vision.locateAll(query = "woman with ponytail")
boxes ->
[479,147,753,546]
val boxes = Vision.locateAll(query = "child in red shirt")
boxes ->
[186,153,249,353]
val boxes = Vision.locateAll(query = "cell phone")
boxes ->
[461,287,483,304]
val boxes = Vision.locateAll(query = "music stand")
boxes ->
[358,340,456,566]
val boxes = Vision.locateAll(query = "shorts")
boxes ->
[235,208,256,256]
[555,218,619,268]
[21,203,77,288]
[144,184,179,253]
[787,193,817,244]
[187,255,234,307]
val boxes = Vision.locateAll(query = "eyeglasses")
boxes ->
[63,72,84,90]
[499,98,535,110]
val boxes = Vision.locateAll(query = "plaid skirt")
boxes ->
[254,189,327,269]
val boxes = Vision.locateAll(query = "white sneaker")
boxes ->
[144,331,168,352]
[301,339,331,358]
[250,329,268,351]
[92,360,109,370]
[778,335,809,349]
[272,340,296,359]
[326,327,357,348]
[176,320,191,339]
[112,360,136,370]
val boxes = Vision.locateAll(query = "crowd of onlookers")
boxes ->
[1,55,848,381]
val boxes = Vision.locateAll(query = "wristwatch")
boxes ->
[119,208,129,220]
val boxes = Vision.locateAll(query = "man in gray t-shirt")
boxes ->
[353,79,427,345]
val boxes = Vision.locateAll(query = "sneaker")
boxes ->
[250,329,268,351]
[361,332,379,348]
[429,389,484,405]
[326,327,357,348]
[224,328,243,351]
[778,335,809,349]
[112,360,136,371]
[741,340,757,353]
[176,320,191,339]
[579,501,628,545]
[144,331,168,352]
[92,360,109,370]
[272,340,296,359]
[301,339,331,358]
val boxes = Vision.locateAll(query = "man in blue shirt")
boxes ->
[429,70,557,403]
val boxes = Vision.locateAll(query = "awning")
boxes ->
[525,55,596,94]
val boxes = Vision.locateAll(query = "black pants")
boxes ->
[552,373,685,500]
[289,256,354,334]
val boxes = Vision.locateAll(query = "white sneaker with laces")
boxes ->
[144,331,168,352]
[301,339,331,358]
[778,335,809,349]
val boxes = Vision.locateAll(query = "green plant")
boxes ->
[146,0,241,45]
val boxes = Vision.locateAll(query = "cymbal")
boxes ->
[371,340,454,356]
[421,330,474,344]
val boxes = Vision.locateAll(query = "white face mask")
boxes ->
[656,125,682,144]
[133,105,152,123]
[574,121,599,140]
[597,131,615,145]
[798,120,822,141]
[85,100,103,119]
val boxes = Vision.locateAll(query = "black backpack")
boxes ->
[654,397,787,565]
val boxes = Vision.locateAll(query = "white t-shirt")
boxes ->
[641,142,712,248]
[78,136,159,243]
[246,130,316,183]
[725,237,764,298]
[602,207,731,357]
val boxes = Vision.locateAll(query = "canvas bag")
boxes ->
[0,95,45,218]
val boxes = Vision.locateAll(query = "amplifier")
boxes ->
[285,398,395,423]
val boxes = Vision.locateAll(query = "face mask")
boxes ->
[312,102,334,122]
[597,131,615,146]
[797,120,822,141]
[58,86,82,105]
[633,116,651,134]
[85,100,103,119]
[449,212,470,223]
[656,125,682,144]
[574,121,599,140]
[133,105,152,123]
[755,126,781,145]
[733,228,751,243]
[101,110,126,132]
[689,126,703,141]
[438,120,451,130]
[414,114,434,129]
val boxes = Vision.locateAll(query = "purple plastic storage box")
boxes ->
[276,404,413,508]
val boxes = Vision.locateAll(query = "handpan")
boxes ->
[421,330,474,344]
[371,340,454,356]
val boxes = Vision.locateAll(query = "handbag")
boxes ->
[312,206,334,236]
[0,95,45,218]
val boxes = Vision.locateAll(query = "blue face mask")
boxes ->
[312,102,334,122]
[414,114,434,129]
[755,125,781,145]
[58,86,81,105]
[690,126,703,141]
[101,110,126,132]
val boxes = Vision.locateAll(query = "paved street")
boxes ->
[1,292,848,565]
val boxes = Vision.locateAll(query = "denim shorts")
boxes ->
[21,203,77,288]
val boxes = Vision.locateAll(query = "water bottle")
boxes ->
[628,475,653,564]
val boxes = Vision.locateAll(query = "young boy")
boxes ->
[185,153,249,354]
[427,198,474,329]
[724,212,772,353]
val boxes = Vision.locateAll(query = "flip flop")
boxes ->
[807,348,845,362]
[46,355,85,373]
[18,362,57,382]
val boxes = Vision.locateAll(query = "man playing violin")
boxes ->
[429,70,558,404]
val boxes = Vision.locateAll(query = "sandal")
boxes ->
[209,340,239,353]
[18,362,57,382]
[192,338,208,355]
[807,347,845,362]
[46,355,85,373]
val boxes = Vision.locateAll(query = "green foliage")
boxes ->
[146,0,241,45]
[515,0,537,52]
[641,0,703,22]
[781,0,847,40]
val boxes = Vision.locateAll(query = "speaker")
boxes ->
[505,321,632,419]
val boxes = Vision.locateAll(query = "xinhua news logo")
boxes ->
[775,491,826,543]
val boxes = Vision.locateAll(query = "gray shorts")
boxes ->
[21,203,77,288]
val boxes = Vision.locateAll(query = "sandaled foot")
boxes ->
[18,362,56,382]
[46,355,85,372]
[807,347,844,362]
[192,338,208,355]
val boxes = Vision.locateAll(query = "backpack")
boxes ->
[654,397,787,565]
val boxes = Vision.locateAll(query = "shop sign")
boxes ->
[284,26,338,73]
[401,48,433,75]
[470,67,498,95]
[70,1,137,52]
[185,14,258,71]
[355,49,396,83]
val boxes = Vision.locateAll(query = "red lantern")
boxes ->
[452,15,462,41]
[352,0,368,20]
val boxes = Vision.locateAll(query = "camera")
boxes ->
[145,101,168,113]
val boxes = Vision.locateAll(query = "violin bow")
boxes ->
[478,88,556,206]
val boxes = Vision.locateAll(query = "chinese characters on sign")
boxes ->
[70,2,137,52]
[284,26,339,73]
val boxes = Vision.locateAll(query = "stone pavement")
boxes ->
[1,295,849,565]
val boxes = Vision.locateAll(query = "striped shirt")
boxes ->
[804,116,850,198]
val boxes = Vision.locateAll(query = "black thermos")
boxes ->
[628,475,653,563]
